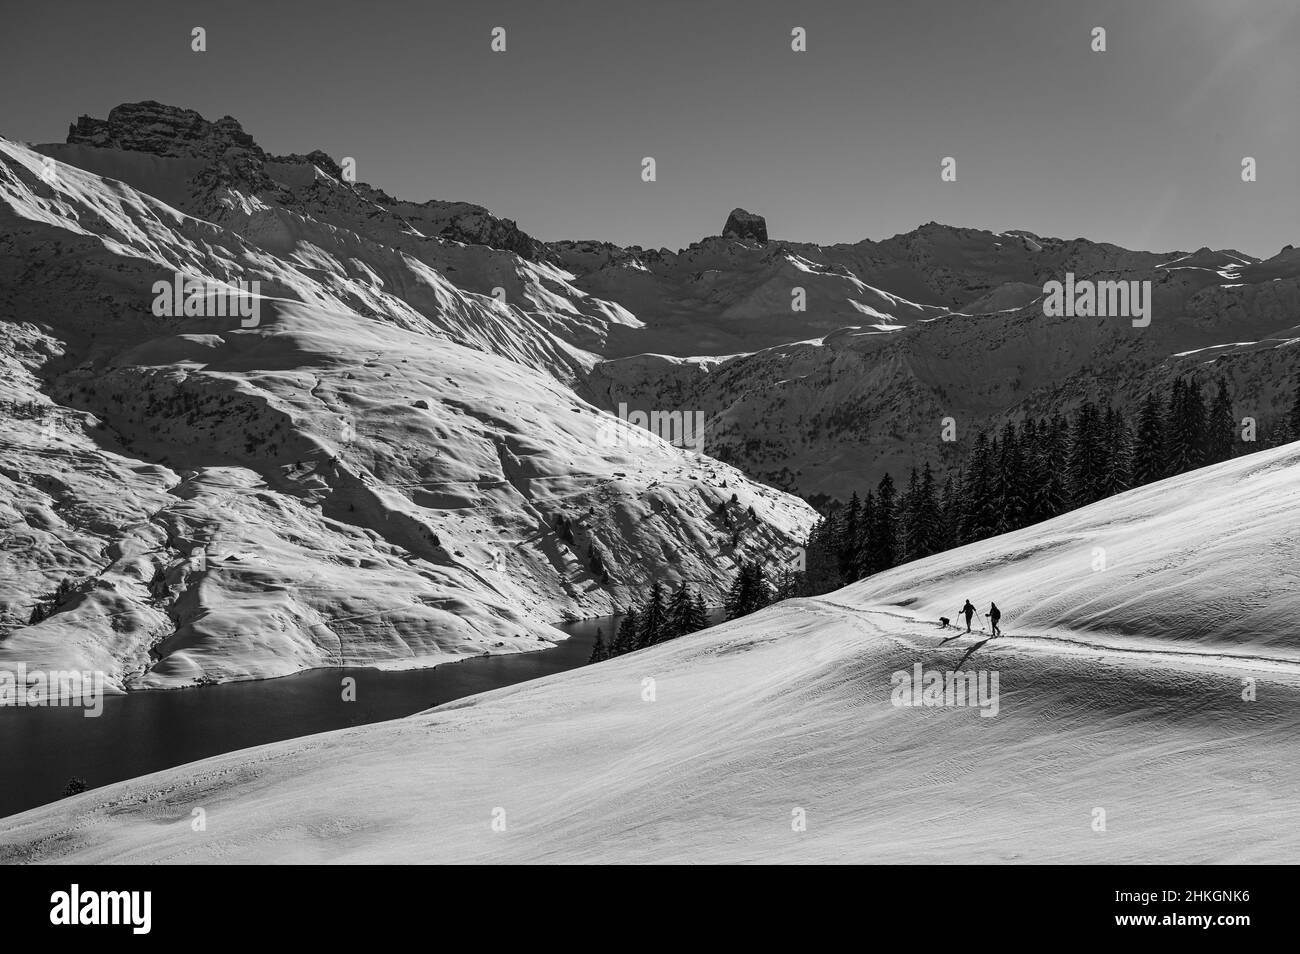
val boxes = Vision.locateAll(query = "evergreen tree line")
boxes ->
[803,376,1292,595]
[589,557,798,664]
[1282,375,1300,444]
[589,374,1300,658]
[724,560,779,619]
[589,581,710,662]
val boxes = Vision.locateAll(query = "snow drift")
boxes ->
[847,438,1300,655]
[3,442,1297,862]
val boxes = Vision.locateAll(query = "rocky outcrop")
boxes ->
[64,101,548,260]
[414,201,545,260]
[68,101,262,161]
[722,208,768,243]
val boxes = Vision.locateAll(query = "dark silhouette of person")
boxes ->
[961,600,976,633]
[988,602,1002,637]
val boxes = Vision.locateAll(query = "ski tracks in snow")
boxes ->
[806,596,1300,684]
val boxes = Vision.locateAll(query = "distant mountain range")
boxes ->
[2,100,1296,689]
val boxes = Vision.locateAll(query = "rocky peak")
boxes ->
[63,101,550,261]
[67,101,264,161]
[722,208,768,243]
[272,149,345,181]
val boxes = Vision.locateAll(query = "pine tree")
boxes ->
[910,463,942,558]
[1132,391,1165,485]
[1166,377,1206,474]
[851,490,875,580]
[638,581,668,647]
[723,566,747,620]
[1163,377,1184,471]
[61,778,88,798]
[1040,411,1070,517]
[804,517,839,595]
[690,590,709,631]
[724,561,772,620]
[1290,375,1300,440]
[822,500,843,579]
[773,568,806,601]
[1019,418,1046,525]
[612,608,640,656]
[1186,379,1208,465]
[937,474,958,547]
[1066,401,1090,505]
[667,584,708,638]
[899,468,920,562]
[750,562,773,614]
[1068,400,1105,506]
[838,492,861,584]
[664,586,689,641]
[1164,378,1194,475]
[1100,405,1133,498]
[851,491,873,578]
[1205,379,1234,465]
[588,627,609,663]
[961,431,996,541]
[872,473,898,570]
[993,421,1026,533]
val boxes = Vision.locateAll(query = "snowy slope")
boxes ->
[574,222,1300,499]
[593,267,1300,499]
[4,442,1297,862]
[845,438,1300,654]
[0,136,817,692]
[4,98,1298,692]
[34,104,1300,503]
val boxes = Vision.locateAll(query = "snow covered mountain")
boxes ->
[573,222,1300,499]
[2,100,1296,693]
[5,439,1297,862]
[0,106,816,693]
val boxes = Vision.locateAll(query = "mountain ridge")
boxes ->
[0,132,815,692]
[3,100,1297,691]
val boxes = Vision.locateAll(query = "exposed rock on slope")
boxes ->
[0,134,816,691]
[65,101,547,260]
[722,207,767,243]
[54,104,1300,503]
[68,101,261,161]
[5,98,1298,688]
[572,223,1300,498]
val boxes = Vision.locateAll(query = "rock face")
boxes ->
[722,208,768,243]
[64,101,547,260]
[0,133,818,694]
[68,101,261,161]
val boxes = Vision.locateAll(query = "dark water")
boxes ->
[0,614,642,820]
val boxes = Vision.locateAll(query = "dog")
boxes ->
[938,616,951,628]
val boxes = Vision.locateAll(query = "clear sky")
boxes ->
[2,0,1296,256]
